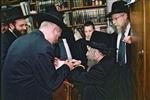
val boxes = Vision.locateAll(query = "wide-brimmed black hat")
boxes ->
[106,1,129,17]
[34,5,65,29]
[86,41,111,55]
[6,6,31,23]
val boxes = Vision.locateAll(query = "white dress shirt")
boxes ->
[116,23,131,63]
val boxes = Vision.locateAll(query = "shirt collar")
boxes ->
[9,28,18,38]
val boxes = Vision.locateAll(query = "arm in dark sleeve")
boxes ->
[69,58,113,86]
[33,51,70,91]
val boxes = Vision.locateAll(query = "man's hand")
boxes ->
[70,59,81,67]
[123,35,138,44]
[123,36,132,44]
[54,57,65,70]
[65,59,83,70]
[54,58,84,70]
[64,60,75,71]
[69,59,85,69]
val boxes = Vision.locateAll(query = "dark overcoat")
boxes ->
[2,30,70,100]
[108,31,133,100]
[1,30,17,66]
[69,56,116,100]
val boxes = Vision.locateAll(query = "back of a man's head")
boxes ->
[39,21,62,44]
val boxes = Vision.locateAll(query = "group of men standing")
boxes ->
[1,1,134,100]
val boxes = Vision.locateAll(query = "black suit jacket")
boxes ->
[1,30,17,66]
[109,31,132,66]
[108,30,133,100]
[69,56,115,100]
[2,30,70,100]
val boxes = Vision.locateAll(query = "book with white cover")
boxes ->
[59,38,72,60]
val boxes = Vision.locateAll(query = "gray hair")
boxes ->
[39,21,57,29]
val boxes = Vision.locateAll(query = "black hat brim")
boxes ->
[106,9,129,18]
[107,1,129,17]
[86,41,111,55]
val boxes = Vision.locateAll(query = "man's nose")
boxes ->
[23,25,28,30]
[112,20,116,25]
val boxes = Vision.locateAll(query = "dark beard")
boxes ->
[13,29,27,37]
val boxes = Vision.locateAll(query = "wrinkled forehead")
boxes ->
[111,12,125,18]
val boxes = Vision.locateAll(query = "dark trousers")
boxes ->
[114,63,133,100]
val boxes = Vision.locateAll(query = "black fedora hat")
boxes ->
[36,11,65,29]
[6,6,31,23]
[44,4,64,21]
[86,41,111,55]
[107,1,129,17]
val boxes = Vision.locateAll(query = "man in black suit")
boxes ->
[43,4,78,61]
[108,1,134,100]
[1,6,30,66]
[69,41,115,100]
[1,9,76,100]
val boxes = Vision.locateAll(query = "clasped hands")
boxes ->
[54,57,83,70]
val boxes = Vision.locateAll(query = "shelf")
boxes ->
[68,22,107,28]
[58,5,106,12]
[1,0,108,32]
[58,9,71,12]
[71,5,106,11]
[30,2,36,5]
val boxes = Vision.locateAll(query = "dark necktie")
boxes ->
[118,32,125,65]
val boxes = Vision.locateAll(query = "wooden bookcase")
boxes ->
[29,0,107,32]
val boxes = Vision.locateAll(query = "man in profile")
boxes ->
[69,41,115,100]
[1,7,78,100]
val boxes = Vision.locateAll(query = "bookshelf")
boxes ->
[29,0,106,26]
[18,0,107,32]
[56,0,107,32]
[1,0,107,32]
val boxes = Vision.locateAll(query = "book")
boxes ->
[59,39,72,60]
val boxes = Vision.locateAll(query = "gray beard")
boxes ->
[87,59,97,71]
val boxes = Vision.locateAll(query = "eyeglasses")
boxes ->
[112,14,124,21]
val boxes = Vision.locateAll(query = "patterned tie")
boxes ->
[118,32,125,65]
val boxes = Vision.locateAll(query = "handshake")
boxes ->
[54,58,84,70]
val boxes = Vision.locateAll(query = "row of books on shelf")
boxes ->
[63,8,106,26]
[71,0,106,8]
[31,0,106,11]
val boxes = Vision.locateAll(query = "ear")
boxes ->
[95,50,100,56]
[124,13,128,19]
[9,23,15,30]
[96,50,103,56]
